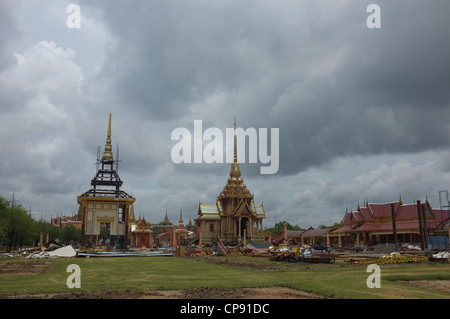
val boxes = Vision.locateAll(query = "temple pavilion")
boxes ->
[77,114,136,249]
[195,119,266,245]
[329,197,450,248]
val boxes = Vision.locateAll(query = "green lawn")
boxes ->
[0,256,449,298]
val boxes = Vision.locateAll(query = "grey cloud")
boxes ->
[1,0,449,228]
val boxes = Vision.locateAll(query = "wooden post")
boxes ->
[284,223,288,244]
[391,203,398,249]
[417,200,426,250]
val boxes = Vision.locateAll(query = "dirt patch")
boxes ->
[0,260,54,277]
[399,280,450,294]
[191,255,334,271]
[177,287,325,299]
[4,287,326,299]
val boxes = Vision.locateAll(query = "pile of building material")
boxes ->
[429,251,449,262]
[432,251,450,258]
[76,248,174,258]
[352,252,428,266]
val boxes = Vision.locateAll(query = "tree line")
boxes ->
[265,221,341,236]
[0,195,81,252]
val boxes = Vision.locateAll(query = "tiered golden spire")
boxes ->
[219,117,253,199]
[102,113,114,161]
[229,116,242,183]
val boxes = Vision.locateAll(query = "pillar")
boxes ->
[238,216,242,242]
[243,229,247,248]
[172,226,176,247]
[284,223,288,244]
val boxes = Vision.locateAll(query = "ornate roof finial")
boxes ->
[102,113,114,161]
[179,207,184,224]
[233,115,238,164]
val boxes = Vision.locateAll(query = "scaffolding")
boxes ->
[439,190,450,210]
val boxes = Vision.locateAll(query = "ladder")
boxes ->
[216,235,229,255]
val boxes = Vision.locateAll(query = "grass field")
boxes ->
[0,255,449,299]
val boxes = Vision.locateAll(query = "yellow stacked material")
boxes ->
[353,253,428,266]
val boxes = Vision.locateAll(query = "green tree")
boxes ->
[3,202,35,251]
[0,196,10,246]
[266,221,303,236]
[61,224,81,244]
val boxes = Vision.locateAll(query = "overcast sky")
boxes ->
[1,0,450,228]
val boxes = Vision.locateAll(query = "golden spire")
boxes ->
[218,117,253,201]
[229,117,242,180]
[102,113,113,161]
[129,203,136,221]
[233,116,238,163]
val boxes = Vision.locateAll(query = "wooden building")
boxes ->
[330,197,450,248]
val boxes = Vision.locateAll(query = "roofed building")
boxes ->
[130,216,152,248]
[330,197,450,249]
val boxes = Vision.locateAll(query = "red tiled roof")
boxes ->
[341,212,352,225]
[360,207,373,220]
[369,202,401,218]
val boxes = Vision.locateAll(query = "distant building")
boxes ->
[129,216,152,248]
[51,216,82,229]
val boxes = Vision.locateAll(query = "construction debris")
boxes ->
[25,245,76,258]
[76,247,174,258]
[432,251,450,259]
[270,245,335,264]
[428,251,449,262]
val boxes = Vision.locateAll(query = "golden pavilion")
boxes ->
[195,119,266,244]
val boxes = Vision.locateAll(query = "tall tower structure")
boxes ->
[196,118,266,244]
[217,118,255,241]
[77,114,135,248]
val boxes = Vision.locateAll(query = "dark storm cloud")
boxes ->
[269,1,450,175]
[82,1,450,178]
